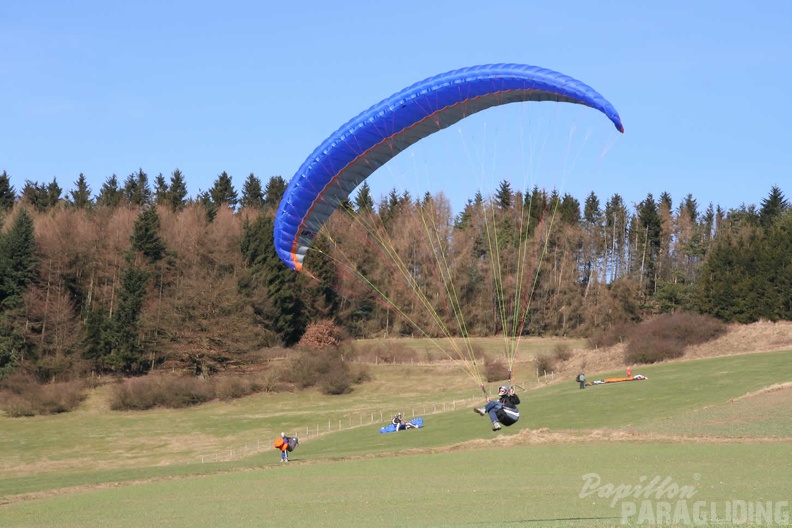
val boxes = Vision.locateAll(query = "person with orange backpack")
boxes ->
[274,432,298,462]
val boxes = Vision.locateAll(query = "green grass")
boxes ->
[1,347,791,527]
[2,443,790,527]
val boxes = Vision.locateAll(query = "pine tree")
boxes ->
[354,181,374,212]
[761,210,792,319]
[379,188,402,227]
[0,171,15,211]
[605,193,628,281]
[0,209,38,309]
[559,193,581,225]
[240,173,265,209]
[241,214,306,346]
[583,192,601,226]
[69,173,93,208]
[495,180,513,210]
[131,206,166,262]
[123,168,152,206]
[107,264,149,373]
[167,169,188,210]
[21,181,50,212]
[46,178,62,208]
[525,186,547,236]
[153,173,169,206]
[263,176,287,210]
[0,208,38,379]
[97,174,123,208]
[209,171,238,209]
[759,185,788,227]
[196,190,217,222]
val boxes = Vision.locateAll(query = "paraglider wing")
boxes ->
[274,63,623,271]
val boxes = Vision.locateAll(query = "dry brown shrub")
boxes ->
[0,373,87,417]
[587,322,636,349]
[535,354,555,374]
[279,349,369,395]
[624,312,727,364]
[553,343,573,362]
[297,319,342,350]
[108,374,214,410]
[484,357,508,382]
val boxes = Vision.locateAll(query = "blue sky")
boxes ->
[2,0,790,215]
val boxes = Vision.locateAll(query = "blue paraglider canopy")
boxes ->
[274,63,623,271]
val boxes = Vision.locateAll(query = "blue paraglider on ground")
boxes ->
[380,417,423,433]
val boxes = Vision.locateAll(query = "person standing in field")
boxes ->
[275,432,290,463]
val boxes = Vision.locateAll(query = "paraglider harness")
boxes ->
[484,384,520,426]
[495,397,520,426]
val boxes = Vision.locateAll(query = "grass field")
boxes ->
[1,343,791,527]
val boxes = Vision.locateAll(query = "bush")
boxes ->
[214,375,256,401]
[624,312,727,365]
[108,374,214,410]
[297,319,343,350]
[535,354,555,375]
[280,349,369,395]
[625,338,685,364]
[483,357,508,382]
[553,344,573,362]
[0,373,87,417]
[587,322,636,349]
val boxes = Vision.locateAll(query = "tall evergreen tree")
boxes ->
[46,178,62,207]
[240,173,265,209]
[107,265,149,373]
[494,180,513,210]
[241,214,306,346]
[69,173,93,208]
[123,168,152,206]
[605,193,628,281]
[21,178,60,211]
[635,193,662,293]
[131,206,166,262]
[0,209,38,308]
[167,169,188,210]
[761,209,792,320]
[96,174,123,208]
[525,186,548,235]
[0,170,16,211]
[680,194,698,223]
[153,173,169,206]
[759,185,788,227]
[196,190,217,222]
[559,193,581,225]
[209,171,238,209]
[263,176,287,210]
[354,181,374,212]
[583,192,601,226]
[0,208,38,378]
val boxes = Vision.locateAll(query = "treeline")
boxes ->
[0,168,789,382]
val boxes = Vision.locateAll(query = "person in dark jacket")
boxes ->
[474,385,520,431]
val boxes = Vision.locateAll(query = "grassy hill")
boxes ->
[1,331,791,527]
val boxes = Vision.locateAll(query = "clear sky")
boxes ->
[2,0,790,215]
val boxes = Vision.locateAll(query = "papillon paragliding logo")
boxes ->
[273,63,623,391]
